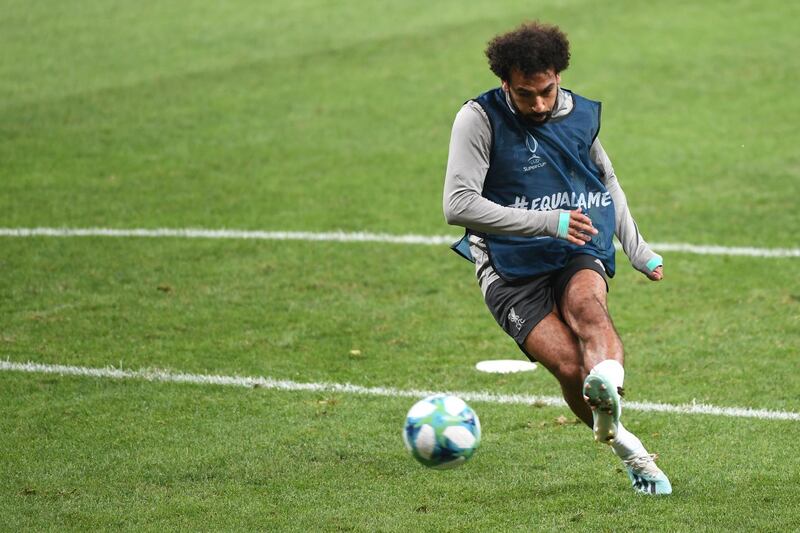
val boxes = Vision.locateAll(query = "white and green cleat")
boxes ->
[583,373,621,443]
[623,453,672,495]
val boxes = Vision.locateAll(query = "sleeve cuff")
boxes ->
[557,211,570,240]
[645,255,663,273]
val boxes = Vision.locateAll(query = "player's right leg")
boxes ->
[521,310,592,427]
[479,267,593,427]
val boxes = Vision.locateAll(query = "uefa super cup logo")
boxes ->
[525,132,539,161]
[523,133,547,171]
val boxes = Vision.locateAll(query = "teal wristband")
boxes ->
[557,212,570,239]
[646,255,663,272]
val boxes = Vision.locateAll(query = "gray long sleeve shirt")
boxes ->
[442,88,660,293]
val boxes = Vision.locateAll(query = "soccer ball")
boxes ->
[403,394,481,469]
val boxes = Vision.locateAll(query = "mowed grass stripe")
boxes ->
[2,227,800,258]
[3,360,799,422]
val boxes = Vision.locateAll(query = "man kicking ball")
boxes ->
[443,21,671,495]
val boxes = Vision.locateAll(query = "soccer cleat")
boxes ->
[623,453,672,495]
[583,373,621,443]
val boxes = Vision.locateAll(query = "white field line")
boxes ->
[1,227,799,258]
[2,360,798,422]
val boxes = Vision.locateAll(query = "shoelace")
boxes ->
[622,453,661,477]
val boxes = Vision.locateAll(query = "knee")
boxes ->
[563,294,610,335]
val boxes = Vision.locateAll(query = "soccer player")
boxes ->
[443,21,671,495]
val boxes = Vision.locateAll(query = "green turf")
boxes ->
[2,238,799,411]
[2,0,800,530]
[3,375,799,531]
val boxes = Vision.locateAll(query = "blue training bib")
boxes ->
[452,88,616,280]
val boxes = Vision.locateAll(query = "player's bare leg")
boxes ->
[559,270,623,369]
[559,269,624,442]
[559,268,672,494]
[522,311,593,427]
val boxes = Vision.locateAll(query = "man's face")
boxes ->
[502,68,561,124]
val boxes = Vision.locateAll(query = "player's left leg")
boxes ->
[558,269,622,370]
[558,268,623,443]
[558,262,672,495]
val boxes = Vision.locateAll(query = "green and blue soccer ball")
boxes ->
[403,394,481,469]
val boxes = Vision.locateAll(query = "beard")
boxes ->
[522,110,552,124]
[505,91,553,125]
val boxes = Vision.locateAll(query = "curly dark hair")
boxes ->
[485,21,571,81]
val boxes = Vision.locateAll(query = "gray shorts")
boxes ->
[483,254,609,354]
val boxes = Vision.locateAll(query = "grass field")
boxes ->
[2,0,799,530]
